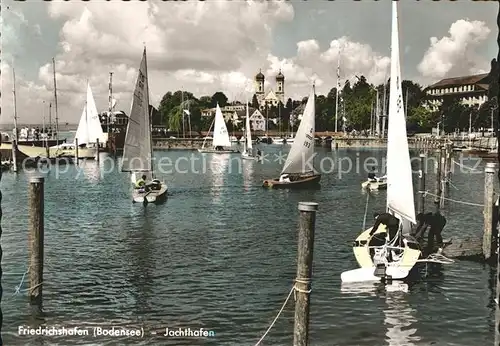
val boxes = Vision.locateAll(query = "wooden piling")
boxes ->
[483,162,497,261]
[12,139,18,172]
[434,148,443,211]
[96,138,100,162]
[293,202,318,346]
[439,147,447,208]
[445,143,453,184]
[28,175,44,314]
[418,153,426,214]
[75,138,79,162]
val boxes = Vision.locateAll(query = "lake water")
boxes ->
[1,145,497,345]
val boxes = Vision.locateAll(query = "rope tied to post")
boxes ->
[254,278,313,346]
[423,190,484,207]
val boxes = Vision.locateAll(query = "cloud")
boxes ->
[417,19,491,79]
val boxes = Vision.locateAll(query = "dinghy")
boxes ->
[241,102,261,161]
[121,47,167,205]
[361,175,387,191]
[198,104,239,154]
[262,85,321,188]
[341,2,421,283]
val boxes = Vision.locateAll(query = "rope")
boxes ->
[416,252,454,264]
[254,278,312,346]
[362,191,370,231]
[422,190,484,207]
[13,267,29,296]
[453,159,481,172]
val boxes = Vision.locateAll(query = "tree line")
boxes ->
[153,65,498,134]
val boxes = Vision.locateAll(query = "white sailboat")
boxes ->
[198,104,238,153]
[241,102,261,161]
[50,83,104,159]
[341,2,421,283]
[121,47,167,205]
[262,85,321,188]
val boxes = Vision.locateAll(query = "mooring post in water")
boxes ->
[439,147,447,208]
[75,138,79,163]
[418,153,426,214]
[12,139,18,172]
[445,142,453,184]
[96,138,100,162]
[293,202,318,346]
[28,175,45,314]
[483,162,497,261]
[434,148,443,211]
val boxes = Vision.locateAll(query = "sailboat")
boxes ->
[198,104,238,153]
[121,47,168,205]
[262,85,321,188]
[241,102,261,161]
[341,2,422,283]
[54,83,105,159]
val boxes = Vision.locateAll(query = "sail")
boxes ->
[386,2,416,225]
[281,87,316,175]
[121,48,153,175]
[245,103,253,150]
[212,104,231,148]
[74,105,89,145]
[85,83,106,143]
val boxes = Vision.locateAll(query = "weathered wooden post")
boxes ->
[439,147,447,209]
[28,175,45,314]
[74,138,79,162]
[483,162,497,261]
[96,138,100,162]
[418,153,426,214]
[12,139,18,172]
[445,142,453,184]
[293,202,318,346]
[434,148,443,211]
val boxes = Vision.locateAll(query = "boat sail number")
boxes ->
[303,127,314,148]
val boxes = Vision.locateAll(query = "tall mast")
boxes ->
[335,44,341,133]
[181,89,185,138]
[52,58,60,145]
[49,102,52,138]
[405,87,409,119]
[382,79,387,138]
[108,72,113,133]
[12,67,18,142]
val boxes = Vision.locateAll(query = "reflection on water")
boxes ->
[384,290,420,346]
[242,158,254,191]
[340,282,420,345]
[208,154,230,204]
[77,158,102,183]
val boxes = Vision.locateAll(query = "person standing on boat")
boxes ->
[368,167,377,182]
[413,212,434,241]
[426,212,446,253]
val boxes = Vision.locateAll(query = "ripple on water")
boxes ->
[1,149,496,345]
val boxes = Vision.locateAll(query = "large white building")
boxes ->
[424,73,489,110]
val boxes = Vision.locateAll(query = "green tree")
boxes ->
[251,94,260,109]
[211,92,228,107]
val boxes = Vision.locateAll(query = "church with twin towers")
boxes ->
[253,69,285,110]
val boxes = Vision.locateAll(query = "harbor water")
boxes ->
[1,145,497,345]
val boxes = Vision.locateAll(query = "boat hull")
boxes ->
[49,147,97,159]
[241,152,261,161]
[361,179,387,190]
[132,185,168,204]
[262,174,321,188]
[341,225,421,283]
[198,148,239,154]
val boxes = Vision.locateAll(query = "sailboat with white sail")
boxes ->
[54,83,105,159]
[262,85,321,188]
[341,2,423,283]
[121,47,167,205]
[241,102,261,161]
[198,104,239,153]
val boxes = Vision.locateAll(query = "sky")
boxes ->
[0,0,497,125]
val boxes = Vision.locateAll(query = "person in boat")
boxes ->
[370,212,400,242]
[367,167,377,182]
[135,174,150,192]
[279,174,291,183]
[215,146,223,151]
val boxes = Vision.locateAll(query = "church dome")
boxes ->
[276,69,284,81]
[255,69,265,81]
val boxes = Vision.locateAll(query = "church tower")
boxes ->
[254,69,265,104]
[275,69,285,104]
